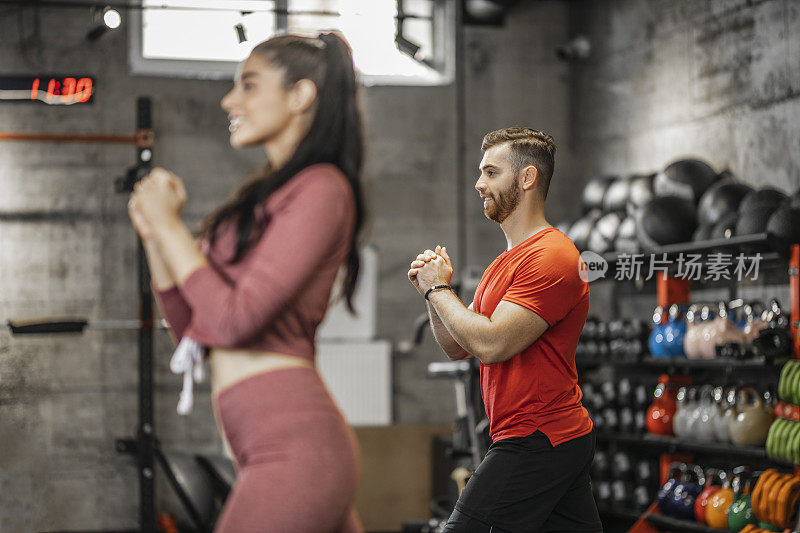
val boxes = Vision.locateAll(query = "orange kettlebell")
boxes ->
[706,472,738,529]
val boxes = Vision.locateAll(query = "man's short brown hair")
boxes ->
[481,127,556,198]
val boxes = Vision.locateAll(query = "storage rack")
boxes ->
[581,235,800,533]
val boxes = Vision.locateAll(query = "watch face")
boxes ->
[0,75,94,104]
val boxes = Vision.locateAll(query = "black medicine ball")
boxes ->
[582,176,615,213]
[736,205,779,236]
[710,211,739,240]
[738,187,788,213]
[653,158,718,204]
[603,177,632,212]
[693,223,714,242]
[789,189,800,210]
[588,212,623,254]
[767,205,800,245]
[697,181,754,226]
[568,210,602,251]
[626,173,656,216]
[636,196,698,249]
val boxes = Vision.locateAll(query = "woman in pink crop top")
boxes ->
[126,32,365,533]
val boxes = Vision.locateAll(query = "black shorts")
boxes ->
[442,429,603,533]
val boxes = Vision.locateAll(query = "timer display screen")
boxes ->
[0,75,95,105]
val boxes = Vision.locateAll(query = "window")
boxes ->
[128,0,454,85]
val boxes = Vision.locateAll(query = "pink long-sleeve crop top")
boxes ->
[153,163,356,362]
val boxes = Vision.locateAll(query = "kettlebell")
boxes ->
[658,463,686,515]
[663,304,687,356]
[592,450,609,479]
[729,387,773,447]
[697,305,719,359]
[714,301,746,353]
[670,464,705,520]
[765,299,788,329]
[691,385,718,442]
[742,302,768,342]
[706,472,738,529]
[712,385,735,443]
[673,387,691,438]
[684,304,703,359]
[612,452,632,481]
[695,469,724,524]
[728,487,758,531]
[647,375,679,436]
[649,306,669,357]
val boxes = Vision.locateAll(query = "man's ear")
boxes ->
[289,79,317,114]
[521,165,538,191]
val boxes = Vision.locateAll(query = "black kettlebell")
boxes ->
[603,408,618,430]
[612,480,630,507]
[582,317,598,340]
[619,407,634,434]
[634,410,646,433]
[634,382,650,408]
[595,321,609,341]
[633,485,652,511]
[608,320,625,340]
[635,459,654,485]
[618,378,633,406]
[601,381,617,406]
[592,450,610,479]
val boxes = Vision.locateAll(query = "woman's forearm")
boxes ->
[152,216,209,286]
[144,239,178,291]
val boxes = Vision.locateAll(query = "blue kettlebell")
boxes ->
[663,304,687,357]
[670,464,705,520]
[657,463,685,515]
[649,306,670,357]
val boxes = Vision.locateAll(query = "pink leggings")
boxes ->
[212,366,362,533]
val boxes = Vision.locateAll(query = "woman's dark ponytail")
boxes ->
[199,32,365,314]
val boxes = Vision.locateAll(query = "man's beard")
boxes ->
[484,181,521,223]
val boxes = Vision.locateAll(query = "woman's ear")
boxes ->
[289,79,318,114]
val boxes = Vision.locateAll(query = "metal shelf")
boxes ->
[597,505,642,522]
[596,432,794,467]
[576,355,782,370]
[644,512,721,533]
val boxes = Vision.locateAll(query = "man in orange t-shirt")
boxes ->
[408,128,601,533]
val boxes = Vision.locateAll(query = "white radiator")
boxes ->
[317,340,392,426]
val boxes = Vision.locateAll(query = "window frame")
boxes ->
[127,0,455,86]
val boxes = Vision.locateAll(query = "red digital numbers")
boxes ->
[75,78,93,102]
[31,76,93,104]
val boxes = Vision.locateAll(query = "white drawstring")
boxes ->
[170,336,205,415]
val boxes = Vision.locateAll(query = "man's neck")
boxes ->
[500,206,550,250]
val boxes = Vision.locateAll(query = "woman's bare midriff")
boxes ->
[209,348,313,398]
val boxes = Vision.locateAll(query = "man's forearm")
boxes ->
[427,289,497,364]
[427,301,471,360]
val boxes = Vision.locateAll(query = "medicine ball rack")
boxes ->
[579,234,799,533]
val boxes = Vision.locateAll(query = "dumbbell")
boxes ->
[612,452,633,481]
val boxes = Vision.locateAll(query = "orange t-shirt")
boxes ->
[473,227,593,446]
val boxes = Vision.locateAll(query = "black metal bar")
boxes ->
[644,512,721,533]
[454,0,466,293]
[275,0,288,32]
[135,95,156,533]
[154,449,210,533]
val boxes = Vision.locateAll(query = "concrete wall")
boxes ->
[566,0,800,320]
[0,2,570,530]
[570,0,800,192]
